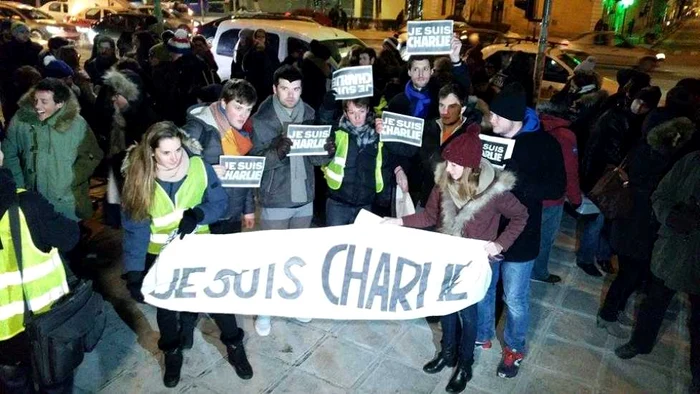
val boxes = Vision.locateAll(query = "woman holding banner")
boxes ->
[322,97,392,225]
[120,122,253,388]
[383,131,528,393]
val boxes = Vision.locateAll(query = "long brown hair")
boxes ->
[121,122,186,221]
[437,162,482,202]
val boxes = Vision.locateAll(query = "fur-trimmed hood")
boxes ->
[436,160,517,237]
[103,69,141,103]
[646,116,696,152]
[16,87,81,132]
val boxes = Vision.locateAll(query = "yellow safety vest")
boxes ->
[0,190,69,341]
[147,156,210,255]
[323,130,384,193]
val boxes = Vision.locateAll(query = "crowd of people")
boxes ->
[0,17,698,394]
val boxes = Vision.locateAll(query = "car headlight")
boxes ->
[656,52,665,60]
[46,26,63,35]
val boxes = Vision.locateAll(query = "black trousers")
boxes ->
[0,333,73,394]
[599,254,650,321]
[630,275,700,388]
[156,308,243,351]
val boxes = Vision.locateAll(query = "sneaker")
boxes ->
[597,316,628,338]
[577,262,602,277]
[255,316,271,336]
[598,260,615,274]
[475,340,492,349]
[295,317,312,323]
[497,347,524,378]
[617,312,635,327]
[531,274,562,284]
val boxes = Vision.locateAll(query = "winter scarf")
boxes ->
[405,81,431,119]
[272,95,307,203]
[210,102,253,156]
[339,113,377,148]
[156,152,190,183]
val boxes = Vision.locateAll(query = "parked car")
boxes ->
[0,1,80,41]
[481,42,619,100]
[86,11,175,44]
[193,13,229,42]
[67,6,126,30]
[560,31,665,68]
[211,13,363,80]
[132,5,198,31]
[39,0,68,22]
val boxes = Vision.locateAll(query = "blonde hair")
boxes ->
[121,122,186,221]
[437,163,482,201]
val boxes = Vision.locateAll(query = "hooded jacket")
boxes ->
[610,117,696,260]
[497,108,566,262]
[540,114,582,208]
[250,95,329,209]
[2,89,103,221]
[0,168,79,255]
[403,160,528,251]
[183,103,255,221]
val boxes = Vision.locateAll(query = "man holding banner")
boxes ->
[322,97,391,225]
[184,79,259,234]
[477,83,566,379]
[250,65,335,336]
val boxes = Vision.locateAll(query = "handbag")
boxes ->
[588,156,633,219]
[9,203,106,387]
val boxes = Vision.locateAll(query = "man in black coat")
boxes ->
[476,83,566,380]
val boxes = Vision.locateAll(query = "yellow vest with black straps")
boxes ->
[323,130,384,192]
[0,189,69,341]
[147,156,210,255]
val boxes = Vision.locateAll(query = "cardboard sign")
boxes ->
[141,211,492,320]
[380,111,424,147]
[479,135,516,169]
[287,125,332,156]
[219,156,265,188]
[331,66,374,100]
[406,20,453,55]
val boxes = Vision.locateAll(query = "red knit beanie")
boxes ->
[441,131,482,169]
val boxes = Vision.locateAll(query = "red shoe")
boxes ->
[497,347,524,378]
[475,340,492,349]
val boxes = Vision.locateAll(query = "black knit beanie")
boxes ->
[490,83,526,122]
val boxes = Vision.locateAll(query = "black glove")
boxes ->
[177,208,204,239]
[324,135,336,157]
[123,271,145,303]
[274,136,293,160]
[666,202,700,235]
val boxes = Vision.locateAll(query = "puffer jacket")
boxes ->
[183,103,255,221]
[2,88,103,221]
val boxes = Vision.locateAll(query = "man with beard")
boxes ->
[84,35,118,86]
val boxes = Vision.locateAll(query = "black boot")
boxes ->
[227,343,253,380]
[163,349,183,388]
[445,361,472,393]
[423,348,456,374]
[0,364,32,393]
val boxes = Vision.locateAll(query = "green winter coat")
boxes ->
[2,89,103,221]
[650,151,700,295]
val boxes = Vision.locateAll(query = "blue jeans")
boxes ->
[326,199,370,226]
[532,205,564,280]
[576,213,612,265]
[477,260,534,352]
[440,304,477,365]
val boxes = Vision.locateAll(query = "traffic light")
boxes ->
[515,0,537,21]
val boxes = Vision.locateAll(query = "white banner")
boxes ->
[141,213,492,320]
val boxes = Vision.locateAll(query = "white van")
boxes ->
[210,14,366,81]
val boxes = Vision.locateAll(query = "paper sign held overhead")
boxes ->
[406,20,453,55]
[479,135,516,169]
[331,66,374,100]
[219,156,265,188]
[380,111,424,147]
[287,125,333,156]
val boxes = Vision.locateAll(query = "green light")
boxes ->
[621,0,634,8]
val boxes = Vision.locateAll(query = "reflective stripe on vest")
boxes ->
[148,156,210,255]
[0,190,69,341]
[322,130,384,193]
